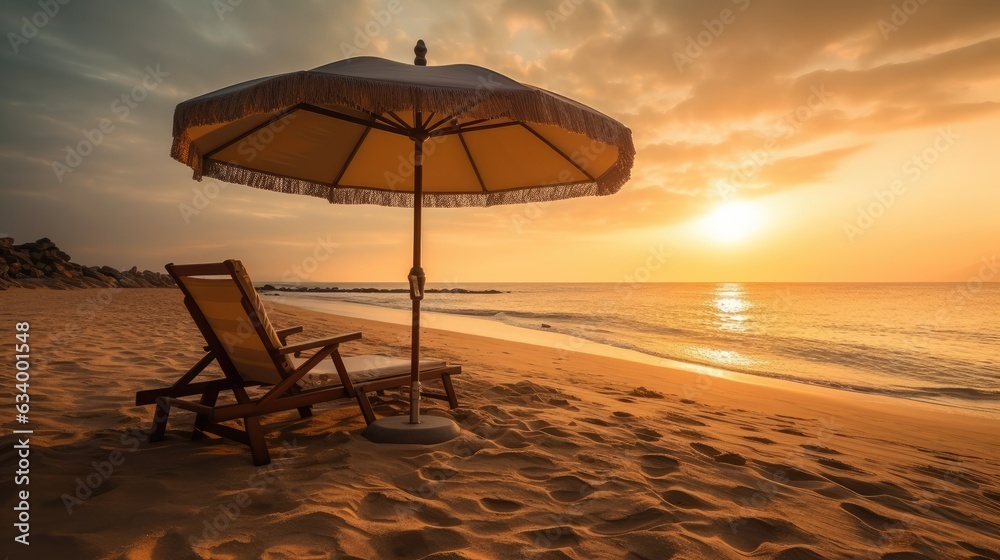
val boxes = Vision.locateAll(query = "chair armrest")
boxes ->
[276,326,304,344]
[277,332,362,354]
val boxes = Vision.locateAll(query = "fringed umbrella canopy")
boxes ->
[171,54,634,208]
[169,42,635,442]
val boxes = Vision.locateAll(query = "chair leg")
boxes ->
[297,405,313,419]
[441,373,459,409]
[150,398,171,442]
[244,417,271,466]
[356,390,377,425]
[192,389,219,440]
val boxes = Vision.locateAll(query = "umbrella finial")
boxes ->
[414,39,427,66]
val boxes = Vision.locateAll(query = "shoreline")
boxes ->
[1,288,998,558]
[267,292,1000,420]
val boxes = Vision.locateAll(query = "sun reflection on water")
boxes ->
[712,283,752,333]
[690,347,755,367]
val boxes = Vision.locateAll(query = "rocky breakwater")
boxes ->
[0,237,175,290]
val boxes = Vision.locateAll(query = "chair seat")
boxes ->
[289,354,448,386]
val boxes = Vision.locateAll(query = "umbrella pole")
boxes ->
[408,138,425,424]
[359,39,460,444]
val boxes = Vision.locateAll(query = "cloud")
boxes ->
[0,0,997,279]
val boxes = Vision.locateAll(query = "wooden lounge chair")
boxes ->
[134,260,461,465]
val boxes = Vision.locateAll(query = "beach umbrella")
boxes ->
[170,40,635,443]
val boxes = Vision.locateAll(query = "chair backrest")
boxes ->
[167,260,289,385]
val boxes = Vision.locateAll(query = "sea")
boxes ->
[263,282,1000,417]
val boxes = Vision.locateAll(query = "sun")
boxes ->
[700,200,764,243]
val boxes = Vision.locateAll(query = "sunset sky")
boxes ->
[2,0,998,283]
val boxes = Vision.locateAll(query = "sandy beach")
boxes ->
[1,288,998,559]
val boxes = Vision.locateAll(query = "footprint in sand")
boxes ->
[494,430,532,449]
[518,466,561,481]
[716,516,804,554]
[480,497,522,513]
[772,546,831,560]
[359,491,417,521]
[577,454,621,474]
[379,527,469,559]
[417,465,458,481]
[578,431,606,443]
[546,398,578,410]
[956,541,1000,558]
[776,427,809,437]
[633,427,662,442]
[545,475,596,502]
[822,474,913,499]
[539,426,575,439]
[589,507,671,535]
[754,461,826,484]
[840,502,899,531]
[878,551,936,559]
[914,464,984,489]
[675,428,705,439]
[818,458,862,472]
[639,454,681,477]
[690,442,747,466]
[661,489,717,510]
[801,444,841,455]
[517,526,579,549]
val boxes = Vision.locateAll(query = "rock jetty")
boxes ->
[0,237,175,290]
[258,284,503,295]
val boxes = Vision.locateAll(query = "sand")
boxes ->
[1,288,998,559]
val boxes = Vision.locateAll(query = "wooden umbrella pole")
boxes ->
[408,135,425,424]
[409,40,428,425]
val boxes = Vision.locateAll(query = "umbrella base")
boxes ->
[362,415,461,444]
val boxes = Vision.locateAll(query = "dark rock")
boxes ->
[99,266,124,282]
[541,323,552,328]
[0,236,175,290]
